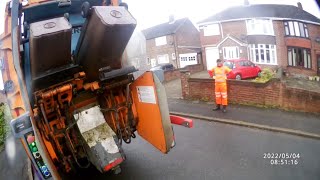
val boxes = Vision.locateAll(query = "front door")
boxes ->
[205,47,219,70]
[317,55,320,75]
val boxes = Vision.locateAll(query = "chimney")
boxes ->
[169,15,175,24]
[297,2,303,10]
[244,0,250,6]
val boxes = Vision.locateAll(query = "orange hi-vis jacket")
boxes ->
[211,66,231,83]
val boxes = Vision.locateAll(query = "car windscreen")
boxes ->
[223,62,234,69]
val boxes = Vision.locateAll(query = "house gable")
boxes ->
[217,36,246,47]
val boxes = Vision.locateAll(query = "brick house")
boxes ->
[142,17,202,69]
[198,3,320,76]
[0,93,5,103]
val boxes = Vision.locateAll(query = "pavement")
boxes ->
[164,78,320,138]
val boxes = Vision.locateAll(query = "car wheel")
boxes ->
[236,74,242,80]
[258,71,262,77]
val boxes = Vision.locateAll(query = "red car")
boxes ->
[208,59,261,80]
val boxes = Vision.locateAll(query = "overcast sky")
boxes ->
[0,0,319,33]
[123,0,320,30]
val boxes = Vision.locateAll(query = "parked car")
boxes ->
[150,63,174,71]
[208,59,261,80]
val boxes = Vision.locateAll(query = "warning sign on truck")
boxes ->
[136,86,157,104]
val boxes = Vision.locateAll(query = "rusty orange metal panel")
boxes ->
[130,72,173,154]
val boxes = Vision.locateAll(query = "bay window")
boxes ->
[287,47,311,69]
[249,44,277,65]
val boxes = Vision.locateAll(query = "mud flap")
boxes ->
[130,72,174,153]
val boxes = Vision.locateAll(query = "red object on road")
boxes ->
[170,115,193,128]
[224,59,261,80]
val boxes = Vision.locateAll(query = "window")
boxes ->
[146,57,150,65]
[223,47,239,59]
[245,61,254,67]
[155,36,167,46]
[0,58,3,91]
[287,47,311,69]
[172,53,176,60]
[246,19,274,35]
[203,24,220,36]
[180,57,188,61]
[157,54,169,64]
[249,44,277,65]
[179,53,197,68]
[188,56,196,61]
[151,58,157,67]
[284,21,309,38]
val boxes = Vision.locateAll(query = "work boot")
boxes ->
[222,105,227,113]
[212,104,221,111]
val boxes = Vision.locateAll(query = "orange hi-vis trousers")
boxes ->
[215,82,228,105]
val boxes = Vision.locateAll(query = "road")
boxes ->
[0,136,29,180]
[1,119,320,180]
[75,119,320,180]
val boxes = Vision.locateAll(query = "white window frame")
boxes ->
[179,53,197,68]
[0,58,4,91]
[0,70,3,91]
[284,21,309,38]
[287,47,311,69]
[246,19,274,35]
[203,24,220,36]
[146,57,150,65]
[172,53,176,60]
[157,54,169,64]
[223,46,240,60]
[249,44,277,65]
[155,36,167,46]
[150,58,157,67]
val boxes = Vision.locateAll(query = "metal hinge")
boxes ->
[58,0,71,7]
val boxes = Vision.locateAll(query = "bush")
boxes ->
[253,68,275,83]
[0,103,11,151]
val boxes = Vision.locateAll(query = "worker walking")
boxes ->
[211,59,231,113]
